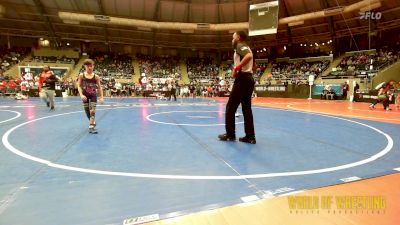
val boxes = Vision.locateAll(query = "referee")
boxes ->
[218,31,256,144]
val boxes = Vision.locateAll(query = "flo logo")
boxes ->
[359,11,382,20]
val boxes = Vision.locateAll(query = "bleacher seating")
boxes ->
[186,57,219,82]
[271,60,330,84]
[137,54,180,79]
[84,52,134,79]
[327,49,400,79]
[31,56,76,64]
[0,47,29,76]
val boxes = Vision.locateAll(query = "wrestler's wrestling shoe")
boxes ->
[89,126,98,134]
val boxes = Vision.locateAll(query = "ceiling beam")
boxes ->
[2,19,400,49]
[320,0,336,53]
[152,0,161,55]
[184,0,191,49]
[153,0,161,20]
[4,15,400,40]
[96,0,110,46]
[320,0,335,36]
[32,0,59,47]
[216,0,222,50]
[0,17,234,38]
[281,0,292,44]
[232,1,237,24]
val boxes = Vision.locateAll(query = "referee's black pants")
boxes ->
[169,88,177,101]
[225,72,255,138]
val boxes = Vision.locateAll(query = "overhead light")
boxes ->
[322,43,325,45]
[66,42,70,46]
[300,44,303,46]
[283,46,286,50]
[263,48,266,51]
[39,39,50,47]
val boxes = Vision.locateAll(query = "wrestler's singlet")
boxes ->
[82,73,98,101]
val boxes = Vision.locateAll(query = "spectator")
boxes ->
[342,81,349,100]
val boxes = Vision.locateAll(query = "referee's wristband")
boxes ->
[234,64,242,72]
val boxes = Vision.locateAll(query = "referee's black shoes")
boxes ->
[239,136,256,144]
[218,133,236,141]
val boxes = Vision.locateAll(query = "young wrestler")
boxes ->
[77,59,104,133]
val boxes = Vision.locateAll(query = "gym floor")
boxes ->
[0,96,399,225]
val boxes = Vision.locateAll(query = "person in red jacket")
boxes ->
[38,65,56,110]
[0,80,6,95]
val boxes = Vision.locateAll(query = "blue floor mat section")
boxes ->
[0,97,399,225]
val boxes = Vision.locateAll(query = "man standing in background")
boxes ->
[38,65,56,110]
[342,81,349,100]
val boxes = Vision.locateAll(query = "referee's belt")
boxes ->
[238,71,253,75]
